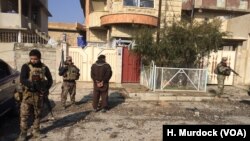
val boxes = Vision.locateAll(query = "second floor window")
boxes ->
[124,0,154,8]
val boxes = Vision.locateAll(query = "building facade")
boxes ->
[48,22,86,47]
[0,0,51,43]
[77,0,250,86]
[81,0,182,48]
[227,14,250,87]
[182,0,250,86]
[0,0,51,67]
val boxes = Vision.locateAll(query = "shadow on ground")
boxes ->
[0,100,58,141]
[42,100,56,118]
[108,91,125,110]
[240,100,250,106]
[76,90,125,111]
[207,89,217,95]
[41,110,91,134]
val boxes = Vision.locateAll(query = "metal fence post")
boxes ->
[204,69,208,92]
[153,65,156,92]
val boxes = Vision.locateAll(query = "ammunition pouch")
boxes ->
[14,83,25,102]
[14,92,23,102]
[63,66,80,80]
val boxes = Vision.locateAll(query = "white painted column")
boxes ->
[18,0,22,26]
[18,0,22,14]
[18,31,22,43]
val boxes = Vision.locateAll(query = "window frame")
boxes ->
[123,0,155,8]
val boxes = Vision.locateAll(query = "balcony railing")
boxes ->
[0,31,48,44]
[0,32,18,43]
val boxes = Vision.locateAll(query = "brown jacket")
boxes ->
[91,60,112,90]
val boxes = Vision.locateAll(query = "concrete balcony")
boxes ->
[100,13,158,27]
[0,13,21,29]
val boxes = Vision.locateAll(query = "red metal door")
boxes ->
[122,47,141,83]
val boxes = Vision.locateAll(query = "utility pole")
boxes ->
[156,0,162,44]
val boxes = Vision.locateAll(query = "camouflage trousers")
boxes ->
[217,75,226,96]
[61,81,76,106]
[20,91,43,133]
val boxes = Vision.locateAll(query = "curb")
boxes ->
[127,92,215,102]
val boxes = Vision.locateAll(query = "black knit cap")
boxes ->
[29,49,41,59]
[98,55,106,60]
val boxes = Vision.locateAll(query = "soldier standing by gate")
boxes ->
[17,49,53,141]
[214,57,231,97]
[91,55,112,112]
[59,56,80,109]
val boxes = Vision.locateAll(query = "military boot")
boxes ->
[61,103,66,110]
[101,108,107,113]
[70,101,76,106]
[17,132,27,141]
[32,129,40,138]
[32,129,46,139]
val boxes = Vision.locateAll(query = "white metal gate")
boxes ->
[68,47,117,82]
[206,50,236,85]
[141,61,208,92]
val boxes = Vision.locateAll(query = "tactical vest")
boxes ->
[224,69,231,76]
[63,65,79,80]
[28,63,46,81]
[21,63,46,93]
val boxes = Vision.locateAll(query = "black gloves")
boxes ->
[59,66,68,76]
[29,81,41,92]
[29,82,36,92]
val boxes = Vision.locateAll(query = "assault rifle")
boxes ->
[58,48,64,71]
[228,67,241,77]
[33,80,54,120]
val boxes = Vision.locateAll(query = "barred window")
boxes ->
[124,0,154,8]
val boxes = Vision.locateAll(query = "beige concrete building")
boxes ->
[81,0,182,47]
[182,0,250,87]
[227,14,250,86]
[0,0,51,43]
[48,22,86,47]
[0,0,51,67]
[78,0,250,86]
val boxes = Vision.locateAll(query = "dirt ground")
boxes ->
[1,86,250,141]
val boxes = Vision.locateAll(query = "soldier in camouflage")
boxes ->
[214,57,231,97]
[17,49,53,141]
[59,56,80,109]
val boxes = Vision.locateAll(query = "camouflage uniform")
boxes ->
[20,90,44,135]
[18,60,52,140]
[214,57,231,96]
[59,56,80,108]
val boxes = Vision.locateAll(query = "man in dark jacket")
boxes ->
[17,49,53,141]
[91,55,112,112]
[59,56,80,109]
